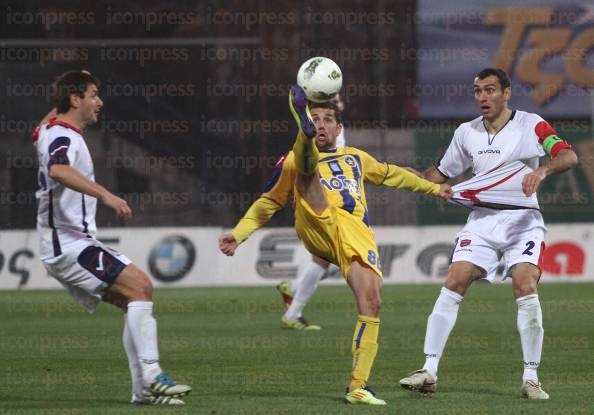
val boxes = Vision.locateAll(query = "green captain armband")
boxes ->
[536,120,572,157]
[542,134,563,156]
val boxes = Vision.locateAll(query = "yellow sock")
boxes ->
[350,315,380,390]
[292,131,319,175]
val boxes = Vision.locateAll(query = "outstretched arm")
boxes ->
[522,149,578,196]
[421,166,449,184]
[380,164,452,198]
[220,151,295,256]
[219,197,284,256]
[361,149,451,197]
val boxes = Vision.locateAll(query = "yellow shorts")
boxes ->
[294,194,382,279]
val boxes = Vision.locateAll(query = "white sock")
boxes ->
[285,262,326,320]
[422,287,463,377]
[326,263,340,276]
[127,301,162,383]
[285,300,306,321]
[295,262,326,310]
[516,294,543,383]
[123,315,144,401]
[290,279,300,294]
[289,277,299,294]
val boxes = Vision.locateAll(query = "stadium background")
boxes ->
[2,0,593,227]
[1,0,593,288]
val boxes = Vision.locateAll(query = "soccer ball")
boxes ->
[297,57,343,102]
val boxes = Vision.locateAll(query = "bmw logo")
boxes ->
[148,235,196,282]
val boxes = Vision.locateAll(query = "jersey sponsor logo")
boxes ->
[477,149,501,155]
[460,239,471,247]
[320,175,361,195]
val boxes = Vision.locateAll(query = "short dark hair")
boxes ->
[309,100,342,124]
[475,68,511,90]
[52,71,100,114]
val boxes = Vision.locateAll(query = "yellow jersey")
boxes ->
[231,146,440,244]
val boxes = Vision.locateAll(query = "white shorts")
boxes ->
[43,238,131,313]
[451,207,546,282]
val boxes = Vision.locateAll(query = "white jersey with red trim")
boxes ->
[450,161,540,209]
[34,120,97,261]
[437,110,548,209]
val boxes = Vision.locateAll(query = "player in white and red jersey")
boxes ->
[399,68,578,399]
[34,71,191,405]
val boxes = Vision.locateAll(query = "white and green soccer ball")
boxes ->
[297,57,343,102]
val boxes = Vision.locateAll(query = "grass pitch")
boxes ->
[0,283,592,414]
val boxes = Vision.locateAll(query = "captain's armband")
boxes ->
[535,120,572,158]
[542,134,572,157]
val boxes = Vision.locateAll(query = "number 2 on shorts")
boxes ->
[522,241,535,256]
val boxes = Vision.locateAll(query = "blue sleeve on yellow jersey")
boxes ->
[230,151,295,243]
[261,151,295,207]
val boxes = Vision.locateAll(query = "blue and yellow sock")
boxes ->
[350,315,380,390]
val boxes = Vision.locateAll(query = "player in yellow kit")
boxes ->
[219,85,452,405]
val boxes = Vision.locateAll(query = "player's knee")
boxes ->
[130,270,153,300]
[363,292,381,316]
[371,296,382,313]
[444,274,469,295]
[139,274,153,300]
[512,265,540,298]
[514,278,538,298]
[445,263,476,295]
